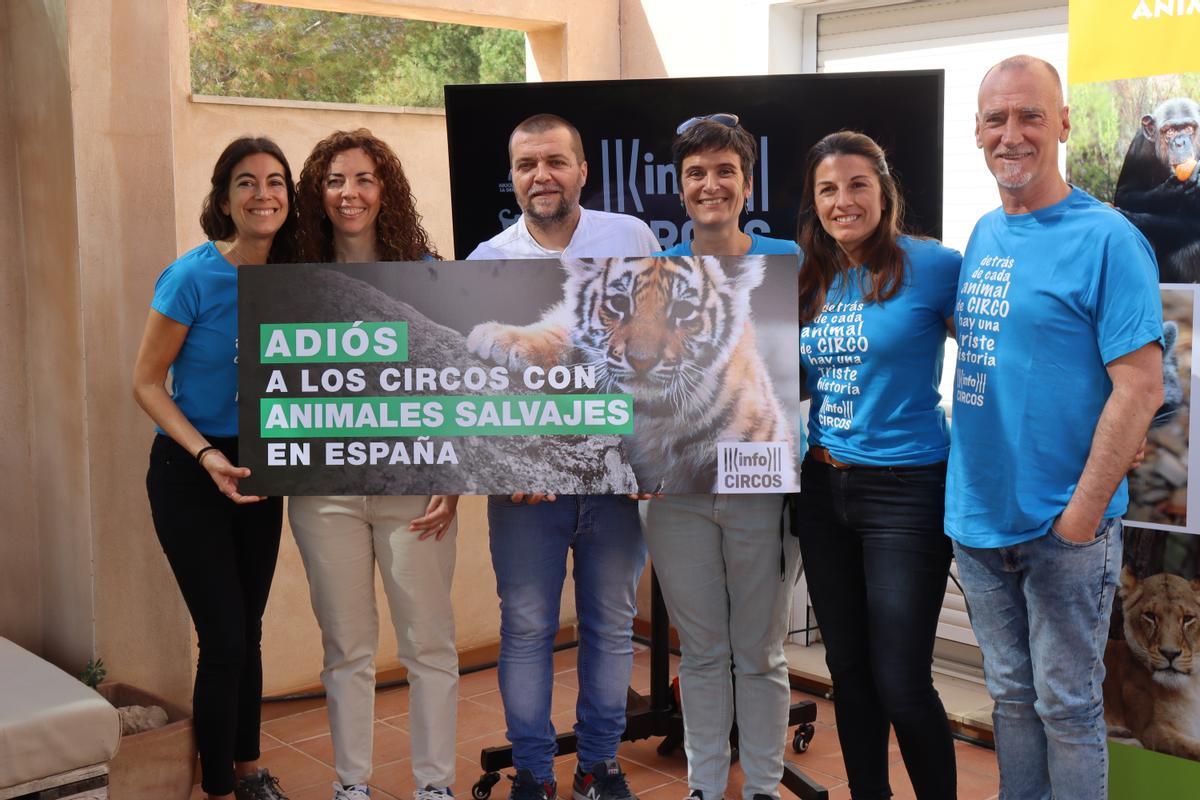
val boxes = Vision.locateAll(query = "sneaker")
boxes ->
[509,768,557,800]
[332,781,371,800]
[683,792,704,800]
[234,768,289,800]
[572,759,635,800]
[415,786,454,800]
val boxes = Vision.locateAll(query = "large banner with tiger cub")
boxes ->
[236,254,803,496]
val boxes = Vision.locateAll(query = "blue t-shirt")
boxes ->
[945,187,1163,548]
[799,236,960,465]
[661,232,800,257]
[151,241,239,436]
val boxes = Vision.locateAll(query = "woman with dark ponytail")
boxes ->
[133,136,298,800]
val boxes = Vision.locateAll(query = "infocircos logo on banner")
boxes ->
[716,441,792,492]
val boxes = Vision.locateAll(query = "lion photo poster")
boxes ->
[236,256,802,497]
[1105,528,1200,765]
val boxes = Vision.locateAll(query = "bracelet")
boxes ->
[195,445,219,464]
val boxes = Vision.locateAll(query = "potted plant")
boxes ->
[83,659,197,800]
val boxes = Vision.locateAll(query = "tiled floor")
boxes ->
[192,645,999,800]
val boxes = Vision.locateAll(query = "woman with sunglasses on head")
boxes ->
[133,136,297,800]
[641,114,802,800]
[795,130,960,799]
[288,129,459,800]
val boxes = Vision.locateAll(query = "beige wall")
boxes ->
[1,0,95,672]
[0,2,43,656]
[69,0,196,705]
[0,0,196,700]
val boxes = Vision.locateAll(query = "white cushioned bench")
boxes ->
[0,638,120,800]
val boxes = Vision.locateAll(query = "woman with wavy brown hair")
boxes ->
[295,129,440,263]
[794,130,961,799]
[289,129,458,800]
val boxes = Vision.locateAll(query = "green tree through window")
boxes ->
[188,0,525,108]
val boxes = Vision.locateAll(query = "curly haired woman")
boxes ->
[289,129,459,800]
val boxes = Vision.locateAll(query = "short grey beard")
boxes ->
[994,167,1034,190]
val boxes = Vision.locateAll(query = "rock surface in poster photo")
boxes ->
[1106,527,1200,762]
[237,256,802,496]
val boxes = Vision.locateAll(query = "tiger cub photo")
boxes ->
[467,255,796,492]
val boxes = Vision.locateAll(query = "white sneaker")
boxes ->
[332,782,371,800]
[414,786,454,800]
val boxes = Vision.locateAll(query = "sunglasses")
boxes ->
[675,113,740,135]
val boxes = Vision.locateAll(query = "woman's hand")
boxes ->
[410,495,459,540]
[199,449,265,504]
[133,310,265,502]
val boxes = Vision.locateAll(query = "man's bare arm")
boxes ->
[1055,341,1163,542]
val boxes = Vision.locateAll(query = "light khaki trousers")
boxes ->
[289,494,458,787]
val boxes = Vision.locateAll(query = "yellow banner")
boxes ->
[1070,0,1200,84]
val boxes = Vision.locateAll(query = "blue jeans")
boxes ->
[795,457,955,800]
[953,518,1122,800]
[488,495,647,781]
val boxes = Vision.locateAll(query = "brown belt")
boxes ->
[808,445,881,470]
[808,446,942,472]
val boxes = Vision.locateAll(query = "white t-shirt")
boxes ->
[466,208,661,259]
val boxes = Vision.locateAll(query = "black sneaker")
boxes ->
[235,768,289,800]
[510,768,557,800]
[572,759,635,800]
[683,792,703,800]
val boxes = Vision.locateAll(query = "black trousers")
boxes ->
[146,434,282,796]
[793,456,956,800]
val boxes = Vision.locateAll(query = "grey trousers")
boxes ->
[643,493,801,800]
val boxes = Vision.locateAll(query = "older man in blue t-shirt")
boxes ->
[946,56,1164,799]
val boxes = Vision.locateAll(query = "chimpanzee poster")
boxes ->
[1069,3,1200,795]
[443,72,945,258]
[1068,80,1200,285]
